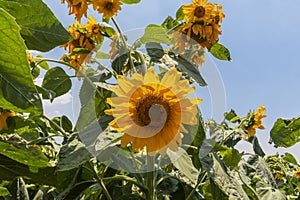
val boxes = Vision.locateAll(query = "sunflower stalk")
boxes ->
[146,155,156,200]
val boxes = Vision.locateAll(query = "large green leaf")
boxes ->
[57,133,92,171]
[140,24,172,44]
[0,140,50,171]
[0,9,42,113]
[270,117,300,147]
[256,181,286,200]
[41,67,72,100]
[167,148,199,184]
[0,0,70,52]
[201,153,250,199]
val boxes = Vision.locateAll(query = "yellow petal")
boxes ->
[161,68,181,88]
[144,67,160,84]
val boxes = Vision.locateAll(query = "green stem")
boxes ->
[111,17,136,73]
[41,114,67,137]
[146,155,156,200]
[186,172,206,200]
[134,50,147,75]
[102,175,148,193]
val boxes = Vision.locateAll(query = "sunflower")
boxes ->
[61,0,88,21]
[294,169,300,178]
[247,106,266,137]
[92,0,122,18]
[105,67,202,155]
[0,111,15,131]
[182,0,213,22]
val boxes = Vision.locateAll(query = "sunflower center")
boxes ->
[194,6,205,18]
[134,95,170,127]
[105,2,114,10]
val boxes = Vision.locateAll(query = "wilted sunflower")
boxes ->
[0,111,15,131]
[61,0,88,21]
[105,67,202,155]
[247,106,266,137]
[92,0,122,18]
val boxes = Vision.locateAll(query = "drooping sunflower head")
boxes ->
[105,67,202,155]
[246,106,266,137]
[92,0,122,18]
[61,0,88,21]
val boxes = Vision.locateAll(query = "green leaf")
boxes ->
[72,48,91,54]
[174,54,207,86]
[35,55,50,70]
[0,140,50,170]
[96,51,110,59]
[161,16,179,30]
[210,43,231,61]
[250,136,265,157]
[201,153,250,199]
[0,9,42,113]
[99,22,116,37]
[140,24,172,44]
[112,54,128,74]
[0,0,70,52]
[176,6,184,21]
[119,0,141,4]
[0,186,11,197]
[256,181,287,200]
[167,148,199,184]
[270,117,300,148]
[282,153,298,165]
[145,42,164,62]
[57,133,92,171]
[219,147,242,169]
[52,115,73,132]
[42,67,71,100]
[224,109,239,122]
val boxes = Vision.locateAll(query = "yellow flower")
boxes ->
[26,51,35,64]
[86,17,104,43]
[0,111,15,131]
[92,0,122,18]
[274,173,283,180]
[61,0,88,21]
[294,169,300,178]
[182,0,214,22]
[247,106,266,137]
[105,67,202,155]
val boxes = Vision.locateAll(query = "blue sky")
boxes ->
[42,0,300,161]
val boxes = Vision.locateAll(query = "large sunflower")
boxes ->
[92,0,122,18]
[105,67,202,155]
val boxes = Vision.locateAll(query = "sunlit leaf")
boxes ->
[119,0,141,4]
[0,187,11,197]
[210,43,231,61]
[0,0,70,52]
[0,9,42,113]
[270,117,300,147]
[140,24,172,44]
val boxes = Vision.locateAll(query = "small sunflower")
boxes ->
[0,111,15,131]
[294,169,300,178]
[182,0,213,22]
[105,67,202,155]
[247,106,266,137]
[92,0,122,18]
[274,173,283,180]
[61,0,88,21]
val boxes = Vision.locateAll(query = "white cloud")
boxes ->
[43,92,73,107]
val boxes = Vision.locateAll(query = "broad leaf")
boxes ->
[167,148,199,184]
[0,0,70,52]
[161,16,179,30]
[270,117,300,147]
[282,153,298,165]
[201,153,250,199]
[0,187,11,197]
[210,43,231,61]
[42,67,71,100]
[57,133,92,171]
[256,181,286,200]
[140,24,172,44]
[0,9,42,113]
[0,139,50,171]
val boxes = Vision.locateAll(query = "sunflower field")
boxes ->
[0,0,300,199]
